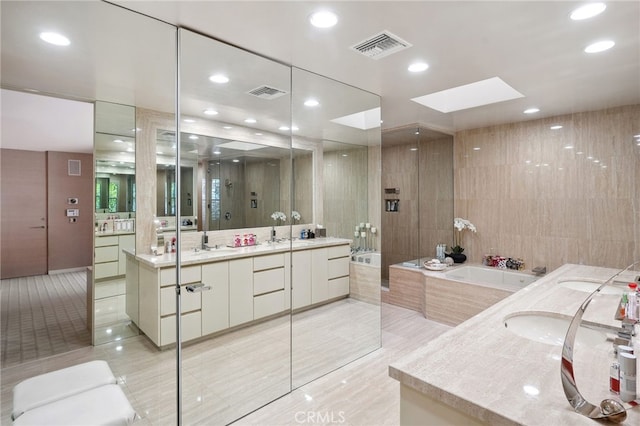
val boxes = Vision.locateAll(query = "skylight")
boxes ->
[330,107,381,130]
[411,77,524,113]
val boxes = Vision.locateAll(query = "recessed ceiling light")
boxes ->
[550,125,563,130]
[304,99,320,107]
[564,145,574,149]
[473,147,481,151]
[292,126,299,131]
[232,159,240,163]
[203,109,218,115]
[524,108,540,114]
[570,3,606,20]
[633,133,640,138]
[409,147,418,151]
[279,126,290,131]
[39,32,70,46]
[254,132,262,136]
[126,148,134,152]
[189,135,198,140]
[213,150,221,155]
[408,62,429,73]
[223,126,233,130]
[309,10,338,28]
[244,118,257,124]
[157,151,163,155]
[113,139,124,143]
[584,40,615,53]
[183,118,195,123]
[209,74,229,84]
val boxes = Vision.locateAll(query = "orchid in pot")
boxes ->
[450,217,476,262]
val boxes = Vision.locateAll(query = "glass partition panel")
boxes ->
[1,1,178,425]
[178,28,292,424]
[291,67,381,388]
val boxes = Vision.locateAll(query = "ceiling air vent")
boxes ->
[351,30,412,59]
[247,85,287,100]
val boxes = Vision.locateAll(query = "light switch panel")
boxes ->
[66,208,79,217]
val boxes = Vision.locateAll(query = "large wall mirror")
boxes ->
[291,67,382,388]
[177,28,293,423]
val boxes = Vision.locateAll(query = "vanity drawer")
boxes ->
[328,276,349,298]
[160,285,201,316]
[95,245,119,263]
[95,235,119,247]
[160,265,201,287]
[327,244,349,259]
[253,253,284,271]
[253,268,285,295]
[94,261,119,279]
[161,311,202,345]
[254,290,284,319]
[328,257,349,279]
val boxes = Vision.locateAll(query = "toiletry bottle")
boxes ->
[627,284,638,320]
[610,361,620,394]
[619,352,637,402]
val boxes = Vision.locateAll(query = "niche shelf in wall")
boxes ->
[384,188,400,212]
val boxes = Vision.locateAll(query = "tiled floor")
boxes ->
[1,300,451,425]
[1,271,451,425]
[0,272,91,368]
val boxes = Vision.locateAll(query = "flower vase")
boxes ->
[448,253,467,264]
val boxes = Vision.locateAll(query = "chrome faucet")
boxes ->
[532,266,546,275]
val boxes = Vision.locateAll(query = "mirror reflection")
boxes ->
[290,67,382,388]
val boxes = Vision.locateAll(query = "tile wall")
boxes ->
[454,105,640,271]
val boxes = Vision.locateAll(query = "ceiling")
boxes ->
[1,1,639,153]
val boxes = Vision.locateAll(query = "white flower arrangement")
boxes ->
[271,211,287,224]
[452,217,476,254]
[291,211,301,222]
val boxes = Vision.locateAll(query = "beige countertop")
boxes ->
[389,263,640,425]
[125,237,352,269]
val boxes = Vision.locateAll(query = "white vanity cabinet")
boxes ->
[253,253,286,320]
[95,233,135,280]
[291,250,311,309]
[201,262,229,335]
[296,244,350,308]
[131,239,351,349]
[229,258,253,327]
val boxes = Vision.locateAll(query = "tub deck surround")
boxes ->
[125,237,352,268]
[389,264,640,425]
[386,263,537,326]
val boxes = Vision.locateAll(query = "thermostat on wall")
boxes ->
[66,208,79,217]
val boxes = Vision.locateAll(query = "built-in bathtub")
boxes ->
[386,263,538,326]
[444,265,537,292]
[349,252,381,305]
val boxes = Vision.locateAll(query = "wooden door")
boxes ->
[1,149,47,278]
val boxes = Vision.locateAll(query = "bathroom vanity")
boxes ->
[125,238,351,348]
[390,263,640,425]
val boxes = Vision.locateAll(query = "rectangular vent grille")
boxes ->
[351,31,412,59]
[247,85,287,100]
[68,159,81,176]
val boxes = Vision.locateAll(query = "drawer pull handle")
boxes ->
[185,283,211,293]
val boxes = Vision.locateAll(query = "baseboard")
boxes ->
[48,267,88,275]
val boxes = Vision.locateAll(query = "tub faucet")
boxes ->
[532,266,546,275]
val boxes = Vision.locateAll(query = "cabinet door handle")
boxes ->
[185,283,212,293]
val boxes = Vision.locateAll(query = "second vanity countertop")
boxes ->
[389,263,640,425]
[125,237,352,269]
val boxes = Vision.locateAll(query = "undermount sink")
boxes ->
[557,280,624,295]
[184,248,237,258]
[503,312,607,347]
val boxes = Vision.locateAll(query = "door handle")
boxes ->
[29,226,46,229]
[185,283,212,293]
